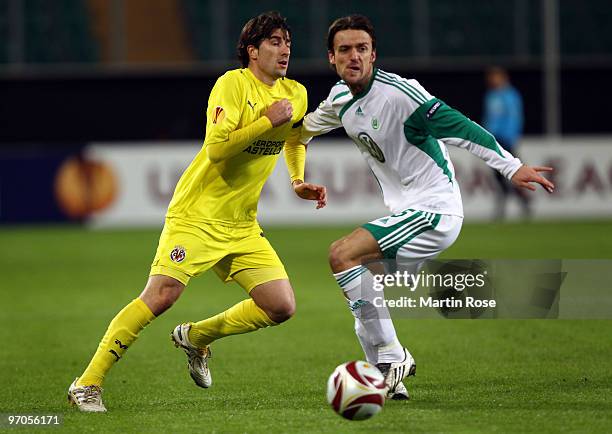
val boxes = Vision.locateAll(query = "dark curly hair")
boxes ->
[327,14,376,52]
[237,11,291,67]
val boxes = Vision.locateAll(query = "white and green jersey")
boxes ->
[300,68,523,217]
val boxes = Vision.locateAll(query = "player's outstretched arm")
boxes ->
[280,91,342,209]
[407,98,524,180]
[285,139,327,209]
[511,165,555,193]
[284,134,306,183]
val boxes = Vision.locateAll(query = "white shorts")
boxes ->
[362,208,463,269]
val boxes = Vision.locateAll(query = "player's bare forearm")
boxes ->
[511,165,555,193]
[292,180,327,209]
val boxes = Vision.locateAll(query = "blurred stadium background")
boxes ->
[1,0,611,224]
[1,1,612,432]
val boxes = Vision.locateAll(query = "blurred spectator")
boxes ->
[483,66,530,220]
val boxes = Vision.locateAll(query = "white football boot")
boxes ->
[67,378,107,412]
[390,381,410,401]
[376,348,416,400]
[171,323,212,388]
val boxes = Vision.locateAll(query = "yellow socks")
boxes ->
[77,298,273,385]
[188,299,276,348]
[77,298,155,387]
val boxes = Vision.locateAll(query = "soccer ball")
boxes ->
[326,360,387,420]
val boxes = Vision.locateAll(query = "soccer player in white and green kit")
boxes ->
[295,15,555,400]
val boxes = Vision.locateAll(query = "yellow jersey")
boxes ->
[166,68,307,224]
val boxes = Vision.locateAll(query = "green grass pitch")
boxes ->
[1,221,612,433]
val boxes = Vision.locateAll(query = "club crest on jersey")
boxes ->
[170,246,186,263]
[212,106,225,124]
[371,117,380,130]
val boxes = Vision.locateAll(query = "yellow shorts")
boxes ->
[150,218,288,291]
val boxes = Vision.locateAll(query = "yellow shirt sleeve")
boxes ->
[204,72,274,163]
[207,117,273,163]
[284,119,306,183]
[205,72,244,145]
[284,84,308,183]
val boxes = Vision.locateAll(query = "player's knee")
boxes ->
[329,240,350,272]
[266,299,296,324]
[157,284,182,310]
[141,277,184,315]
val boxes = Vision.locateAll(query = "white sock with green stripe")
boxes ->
[333,265,405,364]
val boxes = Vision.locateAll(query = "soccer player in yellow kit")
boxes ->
[67,12,324,412]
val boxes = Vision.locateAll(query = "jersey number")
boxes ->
[357,132,385,163]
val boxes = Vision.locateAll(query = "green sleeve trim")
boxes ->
[376,70,428,104]
[410,98,503,157]
[332,90,351,102]
[403,99,505,183]
[374,77,423,105]
[403,100,454,183]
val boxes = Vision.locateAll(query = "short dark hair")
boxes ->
[327,14,376,52]
[237,11,291,67]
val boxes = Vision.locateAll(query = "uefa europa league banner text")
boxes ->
[352,260,612,319]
